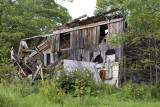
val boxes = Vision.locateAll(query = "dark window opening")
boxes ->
[60,33,70,50]
[125,22,128,29]
[59,33,70,59]
[26,37,47,50]
[47,53,50,66]
[105,49,115,55]
[99,25,108,43]
[94,55,103,63]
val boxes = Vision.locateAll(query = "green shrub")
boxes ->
[150,82,160,99]
[55,68,96,96]
[0,58,17,83]
[113,81,160,100]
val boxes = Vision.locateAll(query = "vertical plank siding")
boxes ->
[50,20,124,63]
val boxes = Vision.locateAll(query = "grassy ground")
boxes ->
[0,83,160,107]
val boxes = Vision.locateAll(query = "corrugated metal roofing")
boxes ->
[63,60,101,82]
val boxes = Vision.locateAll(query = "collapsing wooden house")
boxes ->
[11,8,127,86]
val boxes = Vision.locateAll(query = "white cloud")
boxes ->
[56,0,97,19]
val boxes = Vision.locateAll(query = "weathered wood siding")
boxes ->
[68,20,124,63]
[51,34,60,52]
[108,20,124,35]
[70,26,100,49]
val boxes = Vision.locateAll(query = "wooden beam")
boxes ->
[16,61,26,76]
[18,69,21,78]
[31,64,42,84]
[21,18,124,42]
[36,37,43,46]
[60,48,72,52]
[62,36,70,46]
[22,34,52,41]
[47,53,68,68]
[52,18,124,35]
[102,8,119,15]
[40,66,44,81]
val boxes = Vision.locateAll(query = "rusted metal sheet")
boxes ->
[63,59,101,82]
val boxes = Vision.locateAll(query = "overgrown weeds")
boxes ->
[0,68,160,107]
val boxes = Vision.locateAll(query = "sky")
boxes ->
[56,0,97,19]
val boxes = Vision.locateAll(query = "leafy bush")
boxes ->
[112,81,160,100]
[0,58,17,83]
[55,68,96,96]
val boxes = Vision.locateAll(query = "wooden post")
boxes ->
[19,69,21,78]
[40,66,44,81]
[44,53,47,66]
[31,64,42,84]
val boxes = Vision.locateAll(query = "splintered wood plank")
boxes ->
[79,29,84,49]
[51,36,56,52]
[91,27,96,45]
[55,34,60,51]
[121,21,124,33]
[31,64,42,84]
[83,29,88,48]
[118,21,121,33]
[76,30,80,49]
[73,31,77,49]
[114,22,117,34]
[70,32,73,49]
[96,26,100,45]
[108,23,110,36]
[110,23,112,35]
[111,23,114,34]
[87,28,92,47]
[116,22,119,34]
[118,21,124,33]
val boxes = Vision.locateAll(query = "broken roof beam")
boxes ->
[21,18,123,43]
[52,18,124,35]
[18,40,29,56]
[21,34,53,41]
[67,14,87,24]
[99,8,119,16]
[56,14,88,30]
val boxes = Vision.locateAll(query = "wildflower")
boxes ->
[3,80,6,83]
[41,81,44,85]
[51,82,55,87]
[45,79,49,83]
[123,85,127,89]
[44,88,48,94]
[58,92,62,96]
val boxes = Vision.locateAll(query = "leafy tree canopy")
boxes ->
[0,0,72,59]
[95,0,160,83]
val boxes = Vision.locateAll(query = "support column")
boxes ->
[44,53,47,66]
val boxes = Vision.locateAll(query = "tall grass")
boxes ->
[0,69,160,107]
[0,83,160,107]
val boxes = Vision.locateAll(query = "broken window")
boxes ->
[99,25,108,43]
[94,55,103,64]
[60,33,70,50]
